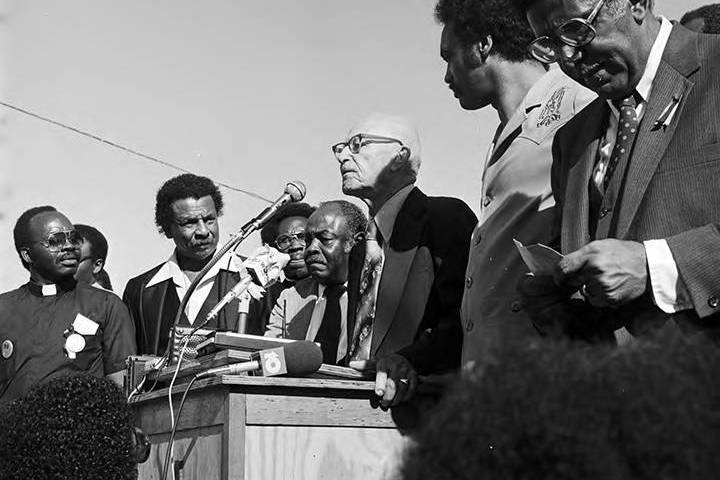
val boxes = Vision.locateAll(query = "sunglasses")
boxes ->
[30,229,83,251]
[331,133,405,158]
[275,230,306,251]
[528,0,606,64]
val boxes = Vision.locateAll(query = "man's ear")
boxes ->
[92,258,105,276]
[630,0,650,23]
[20,248,32,266]
[390,147,411,171]
[469,35,493,64]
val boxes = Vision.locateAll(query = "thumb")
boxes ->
[555,248,588,284]
[349,359,377,372]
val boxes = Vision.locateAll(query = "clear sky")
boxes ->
[0,0,709,293]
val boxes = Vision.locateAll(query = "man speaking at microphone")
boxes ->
[123,174,262,355]
[265,201,366,365]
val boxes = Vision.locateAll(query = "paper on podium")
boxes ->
[513,239,563,276]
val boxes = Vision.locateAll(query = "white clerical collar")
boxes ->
[146,249,240,289]
[373,183,415,243]
[41,284,57,296]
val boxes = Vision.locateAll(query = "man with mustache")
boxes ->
[123,173,257,355]
[265,200,366,365]
[516,0,720,342]
[334,113,477,407]
[0,206,136,403]
[250,202,316,335]
[435,0,594,370]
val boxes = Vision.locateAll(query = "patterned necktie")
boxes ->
[313,284,345,365]
[594,94,640,191]
[348,220,384,361]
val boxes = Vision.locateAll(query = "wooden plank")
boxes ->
[224,392,247,480]
[134,384,227,435]
[244,425,406,480]
[244,394,395,428]
[220,375,377,391]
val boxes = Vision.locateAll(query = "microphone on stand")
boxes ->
[195,341,323,379]
[247,180,306,231]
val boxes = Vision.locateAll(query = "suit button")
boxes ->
[482,195,493,208]
[511,300,522,313]
[466,277,473,288]
[599,208,610,219]
[708,296,720,309]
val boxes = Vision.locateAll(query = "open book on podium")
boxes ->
[163,331,371,381]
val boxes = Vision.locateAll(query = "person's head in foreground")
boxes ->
[401,336,720,480]
[0,374,146,480]
[681,3,720,34]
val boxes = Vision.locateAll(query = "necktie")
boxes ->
[594,94,640,191]
[313,284,345,365]
[348,220,384,361]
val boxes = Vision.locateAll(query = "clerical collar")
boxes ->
[27,278,77,297]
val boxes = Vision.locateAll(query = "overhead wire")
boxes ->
[0,101,273,203]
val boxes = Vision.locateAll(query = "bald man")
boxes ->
[333,113,477,407]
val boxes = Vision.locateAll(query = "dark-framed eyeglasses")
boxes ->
[275,230,306,251]
[528,0,606,64]
[331,133,405,158]
[29,229,83,251]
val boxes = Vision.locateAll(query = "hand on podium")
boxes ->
[350,354,418,409]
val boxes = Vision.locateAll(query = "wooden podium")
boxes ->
[130,375,407,480]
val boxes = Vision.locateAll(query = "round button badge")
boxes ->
[1,339,13,359]
[65,333,86,355]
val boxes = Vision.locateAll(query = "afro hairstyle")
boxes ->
[681,4,720,34]
[436,0,536,62]
[400,337,720,480]
[154,173,224,237]
[0,374,138,480]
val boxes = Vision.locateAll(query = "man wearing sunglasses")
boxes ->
[0,206,136,403]
[435,0,594,370]
[516,0,720,343]
[334,113,477,408]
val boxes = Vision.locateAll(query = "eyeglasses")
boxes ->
[331,134,405,158]
[275,230,306,251]
[30,229,83,251]
[528,0,606,64]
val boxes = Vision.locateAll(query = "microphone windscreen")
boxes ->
[283,340,323,376]
[284,180,306,202]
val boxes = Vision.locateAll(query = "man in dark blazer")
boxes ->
[333,113,477,406]
[123,174,261,355]
[516,0,720,342]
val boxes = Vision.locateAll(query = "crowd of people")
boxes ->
[2,0,720,477]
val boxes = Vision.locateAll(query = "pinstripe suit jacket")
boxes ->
[551,25,720,340]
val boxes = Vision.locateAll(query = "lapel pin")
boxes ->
[653,93,683,131]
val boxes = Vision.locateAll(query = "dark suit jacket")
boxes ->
[122,261,262,355]
[551,25,720,340]
[346,187,477,374]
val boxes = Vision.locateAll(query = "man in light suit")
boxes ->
[265,200,366,365]
[333,113,477,406]
[435,0,594,369]
[517,0,720,341]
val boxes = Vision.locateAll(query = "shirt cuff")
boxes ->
[643,239,693,313]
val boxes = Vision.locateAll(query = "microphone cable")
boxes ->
[160,374,201,480]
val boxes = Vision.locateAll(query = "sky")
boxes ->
[0,0,709,293]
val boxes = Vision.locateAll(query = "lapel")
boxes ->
[141,278,184,354]
[345,241,365,347]
[561,100,608,253]
[370,187,426,356]
[615,27,699,238]
[486,107,526,172]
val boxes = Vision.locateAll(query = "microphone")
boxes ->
[195,341,323,379]
[248,181,306,231]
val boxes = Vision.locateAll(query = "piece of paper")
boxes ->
[73,313,99,335]
[513,239,563,276]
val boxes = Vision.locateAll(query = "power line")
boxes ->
[0,101,273,203]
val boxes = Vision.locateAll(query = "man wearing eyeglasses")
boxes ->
[435,0,594,371]
[265,201,366,365]
[334,113,477,407]
[252,202,316,335]
[0,206,136,403]
[516,0,720,342]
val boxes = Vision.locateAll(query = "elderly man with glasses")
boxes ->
[0,206,136,403]
[516,0,720,343]
[333,113,477,409]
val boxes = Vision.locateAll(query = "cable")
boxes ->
[0,101,273,203]
[161,375,200,480]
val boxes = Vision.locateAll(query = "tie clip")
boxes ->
[652,94,682,131]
